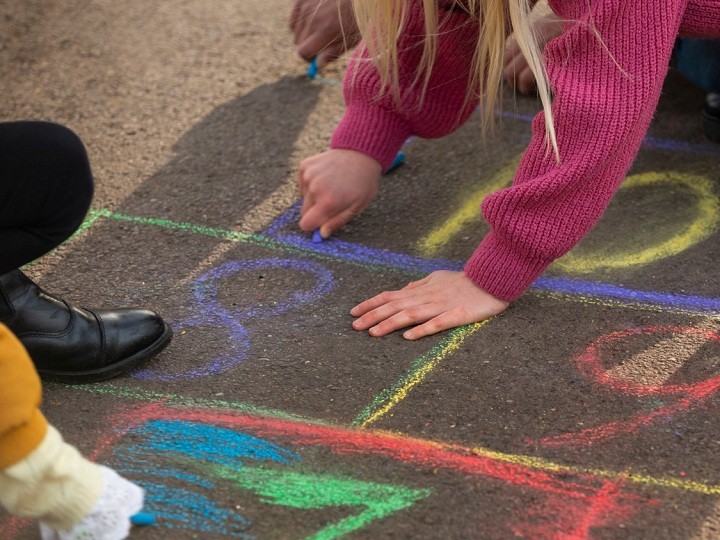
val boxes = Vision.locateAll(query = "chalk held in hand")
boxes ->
[131,512,156,526]
[307,57,318,79]
[312,228,323,243]
[385,151,405,173]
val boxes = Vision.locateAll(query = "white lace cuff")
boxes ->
[40,465,144,540]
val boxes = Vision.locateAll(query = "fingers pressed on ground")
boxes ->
[403,310,466,340]
[352,297,424,330]
[402,277,430,290]
[350,289,413,317]
[366,304,437,337]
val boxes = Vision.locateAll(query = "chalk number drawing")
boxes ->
[419,162,720,275]
[538,324,720,447]
[133,259,334,382]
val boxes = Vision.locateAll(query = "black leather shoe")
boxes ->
[0,270,172,383]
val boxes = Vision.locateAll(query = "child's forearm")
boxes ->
[466,0,689,301]
[331,3,480,168]
[331,86,414,170]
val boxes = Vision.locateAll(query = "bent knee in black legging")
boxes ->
[0,121,95,272]
[32,122,94,236]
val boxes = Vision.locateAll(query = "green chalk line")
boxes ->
[60,382,333,426]
[205,463,431,540]
[74,209,105,236]
[80,208,423,277]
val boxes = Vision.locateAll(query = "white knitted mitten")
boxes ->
[39,466,144,540]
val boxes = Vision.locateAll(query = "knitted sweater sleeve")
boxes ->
[464,0,695,301]
[330,4,480,169]
[681,0,720,36]
[0,323,47,469]
[0,324,104,529]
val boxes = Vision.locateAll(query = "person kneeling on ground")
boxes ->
[0,121,172,383]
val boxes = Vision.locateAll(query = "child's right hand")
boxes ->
[503,8,564,95]
[40,466,144,540]
[289,0,359,68]
[297,149,382,238]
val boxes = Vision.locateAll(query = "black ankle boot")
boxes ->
[0,270,172,383]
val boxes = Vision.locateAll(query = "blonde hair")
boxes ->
[350,0,559,161]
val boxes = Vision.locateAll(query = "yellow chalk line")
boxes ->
[417,157,521,256]
[556,172,720,273]
[354,321,489,428]
[470,445,720,495]
[419,165,720,274]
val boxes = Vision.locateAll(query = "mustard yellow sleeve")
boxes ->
[0,322,48,469]
[0,425,103,530]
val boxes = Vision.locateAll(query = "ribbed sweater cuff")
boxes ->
[0,408,47,469]
[464,232,552,302]
[330,104,413,170]
[0,425,104,530]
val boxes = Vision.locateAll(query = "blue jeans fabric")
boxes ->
[675,38,720,93]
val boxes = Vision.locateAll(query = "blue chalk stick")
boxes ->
[131,513,156,526]
[385,151,405,173]
[307,57,318,79]
[312,228,323,243]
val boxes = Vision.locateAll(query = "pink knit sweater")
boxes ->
[331,0,720,301]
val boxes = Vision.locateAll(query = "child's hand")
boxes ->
[503,10,564,95]
[40,466,143,540]
[351,270,509,340]
[289,0,359,68]
[297,149,382,238]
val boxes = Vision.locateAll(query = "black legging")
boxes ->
[0,122,93,275]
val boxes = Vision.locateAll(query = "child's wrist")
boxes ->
[0,425,103,530]
[331,102,412,170]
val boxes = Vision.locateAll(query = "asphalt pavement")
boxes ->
[2,1,720,538]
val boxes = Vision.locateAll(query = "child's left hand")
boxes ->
[350,270,509,340]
